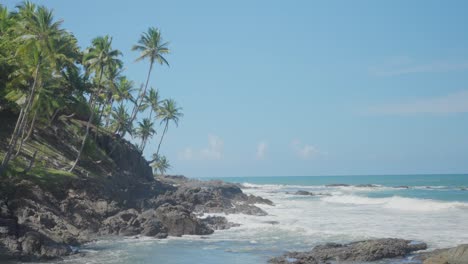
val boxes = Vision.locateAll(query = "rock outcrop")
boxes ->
[269,238,427,264]
[0,172,272,261]
[419,244,468,264]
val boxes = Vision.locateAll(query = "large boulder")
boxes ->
[270,238,427,264]
[155,204,213,236]
[201,216,240,230]
[423,244,468,264]
[102,209,167,238]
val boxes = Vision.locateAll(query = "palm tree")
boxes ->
[144,88,161,120]
[130,27,169,124]
[1,2,69,170]
[102,64,124,128]
[111,103,132,136]
[134,118,155,152]
[69,35,122,172]
[155,99,183,156]
[113,76,135,104]
[150,154,170,176]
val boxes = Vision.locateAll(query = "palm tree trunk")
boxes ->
[104,98,114,128]
[48,108,60,126]
[130,62,153,124]
[24,106,39,141]
[69,68,104,172]
[1,60,41,171]
[13,107,38,158]
[155,121,168,156]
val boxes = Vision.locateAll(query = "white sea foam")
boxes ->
[47,181,468,264]
[321,195,468,211]
[228,183,468,250]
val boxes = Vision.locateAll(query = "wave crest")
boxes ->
[321,195,468,211]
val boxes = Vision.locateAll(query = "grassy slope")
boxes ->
[0,110,137,192]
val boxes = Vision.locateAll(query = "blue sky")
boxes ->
[4,0,468,177]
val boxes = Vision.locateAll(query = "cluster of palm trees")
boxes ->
[0,2,182,176]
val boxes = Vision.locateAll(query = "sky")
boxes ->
[4,0,468,178]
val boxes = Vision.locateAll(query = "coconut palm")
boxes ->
[134,118,155,152]
[111,103,132,136]
[144,88,161,120]
[130,27,169,124]
[155,99,183,156]
[114,76,135,104]
[150,154,170,176]
[69,35,122,172]
[1,2,71,170]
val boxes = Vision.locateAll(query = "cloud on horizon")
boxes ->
[370,56,468,77]
[255,141,268,160]
[291,139,321,159]
[179,134,224,161]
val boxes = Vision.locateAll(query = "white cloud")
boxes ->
[291,140,320,159]
[369,90,468,115]
[179,134,224,161]
[255,141,268,160]
[370,57,468,77]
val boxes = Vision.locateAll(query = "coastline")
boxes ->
[2,173,467,263]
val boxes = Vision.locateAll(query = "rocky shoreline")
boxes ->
[0,173,273,261]
[1,171,468,263]
[269,239,468,264]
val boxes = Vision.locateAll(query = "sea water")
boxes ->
[26,174,468,264]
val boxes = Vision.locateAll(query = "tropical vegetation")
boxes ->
[0,2,182,176]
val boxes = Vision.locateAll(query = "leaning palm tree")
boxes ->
[69,35,122,172]
[155,99,183,156]
[111,103,133,136]
[144,88,161,120]
[130,27,169,124]
[134,118,155,152]
[1,3,69,170]
[150,154,170,176]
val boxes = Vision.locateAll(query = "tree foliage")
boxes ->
[0,2,181,176]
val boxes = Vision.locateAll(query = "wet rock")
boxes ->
[18,231,71,260]
[355,184,379,188]
[201,216,240,230]
[295,190,315,196]
[395,186,410,189]
[155,204,213,236]
[422,244,468,264]
[288,191,331,197]
[325,184,350,187]
[270,238,427,264]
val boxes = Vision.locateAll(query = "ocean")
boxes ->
[27,174,468,264]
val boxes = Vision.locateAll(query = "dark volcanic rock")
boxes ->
[291,191,331,196]
[201,216,240,230]
[419,244,468,264]
[156,176,273,216]
[155,204,213,236]
[269,238,427,264]
[0,116,274,261]
[295,190,315,196]
[355,184,379,188]
[395,185,410,189]
[325,183,350,187]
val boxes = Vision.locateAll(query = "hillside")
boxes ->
[0,111,272,261]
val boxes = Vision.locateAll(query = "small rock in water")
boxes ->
[394,186,410,189]
[269,238,427,264]
[325,183,350,187]
[355,184,379,188]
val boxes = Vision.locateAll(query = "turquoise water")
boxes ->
[220,174,468,202]
[29,174,468,264]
